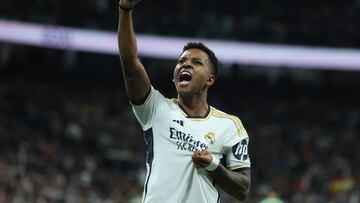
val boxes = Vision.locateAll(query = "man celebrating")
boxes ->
[117,0,251,202]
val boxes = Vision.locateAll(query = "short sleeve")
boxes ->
[131,86,166,130]
[223,118,251,171]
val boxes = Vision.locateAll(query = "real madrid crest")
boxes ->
[204,132,215,144]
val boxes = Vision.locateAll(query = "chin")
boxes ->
[176,87,193,97]
[177,89,195,97]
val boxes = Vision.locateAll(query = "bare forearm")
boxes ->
[118,9,138,69]
[117,8,151,102]
[209,165,250,201]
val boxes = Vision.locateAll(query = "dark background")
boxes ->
[1,0,360,202]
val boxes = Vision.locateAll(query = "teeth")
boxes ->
[179,71,192,83]
[180,71,191,76]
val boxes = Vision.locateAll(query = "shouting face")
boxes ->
[173,48,215,97]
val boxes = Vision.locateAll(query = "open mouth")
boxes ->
[178,71,192,85]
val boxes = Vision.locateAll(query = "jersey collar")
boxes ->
[176,101,212,120]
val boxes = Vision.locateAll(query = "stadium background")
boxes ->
[0,0,360,202]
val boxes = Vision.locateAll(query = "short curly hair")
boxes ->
[182,42,220,78]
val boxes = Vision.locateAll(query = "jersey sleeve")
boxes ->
[223,118,251,171]
[130,86,166,131]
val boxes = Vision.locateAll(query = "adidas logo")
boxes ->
[173,120,184,126]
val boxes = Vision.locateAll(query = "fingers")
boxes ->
[192,150,212,168]
[119,0,141,10]
[119,0,142,5]
[193,150,209,157]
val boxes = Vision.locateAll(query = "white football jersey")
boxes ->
[132,87,251,203]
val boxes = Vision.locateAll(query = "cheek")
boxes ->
[195,70,208,81]
[173,70,178,80]
[173,66,181,78]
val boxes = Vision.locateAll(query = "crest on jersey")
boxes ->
[204,132,215,144]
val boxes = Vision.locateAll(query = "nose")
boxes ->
[181,60,193,69]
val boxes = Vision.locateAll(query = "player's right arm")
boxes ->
[118,0,151,104]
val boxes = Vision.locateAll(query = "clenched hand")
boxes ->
[119,0,142,10]
[192,150,212,168]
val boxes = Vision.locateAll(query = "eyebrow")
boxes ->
[178,56,207,63]
[192,57,206,62]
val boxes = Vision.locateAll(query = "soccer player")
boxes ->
[117,0,251,202]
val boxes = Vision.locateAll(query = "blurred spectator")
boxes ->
[0,64,359,202]
[1,1,360,201]
[259,192,285,203]
[1,0,359,47]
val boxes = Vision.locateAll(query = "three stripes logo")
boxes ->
[173,120,184,126]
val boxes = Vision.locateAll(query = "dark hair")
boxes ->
[182,42,219,78]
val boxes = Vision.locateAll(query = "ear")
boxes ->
[205,75,215,86]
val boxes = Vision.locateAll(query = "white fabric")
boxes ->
[131,87,251,203]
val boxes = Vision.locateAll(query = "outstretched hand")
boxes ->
[119,0,142,10]
[192,150,212,168]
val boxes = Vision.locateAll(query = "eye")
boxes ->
[193,60,203,65]
[177,58,185,64]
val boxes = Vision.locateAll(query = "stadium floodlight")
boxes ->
[1,19,360,71]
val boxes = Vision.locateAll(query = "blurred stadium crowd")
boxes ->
[0,77,145,203]
[1,55,360,202]
[1,0,360,203]
[1,0,360,47]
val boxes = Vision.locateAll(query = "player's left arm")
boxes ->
[210,164,250,201]
[192,151,251,201]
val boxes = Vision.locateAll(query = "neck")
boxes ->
[177,92,209,117]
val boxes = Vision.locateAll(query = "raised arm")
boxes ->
[118,0,151,104]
